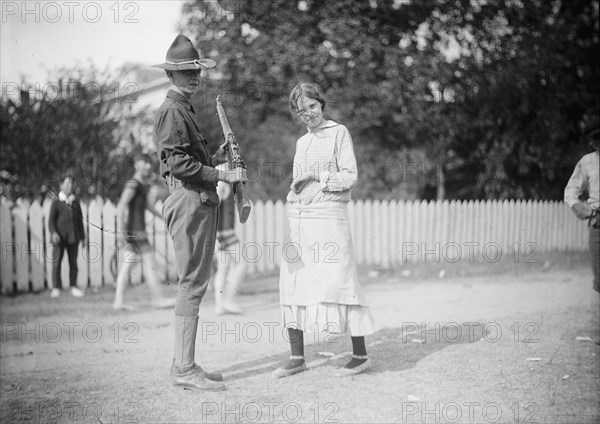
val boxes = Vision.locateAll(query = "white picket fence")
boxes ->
[0,196,589,294]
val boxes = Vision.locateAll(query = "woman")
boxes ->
[274,83,376,378]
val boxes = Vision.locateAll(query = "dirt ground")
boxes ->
[1,254,599,424]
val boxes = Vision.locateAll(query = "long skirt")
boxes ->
[279,201,375,336]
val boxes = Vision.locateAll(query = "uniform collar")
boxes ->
[167,88,195,113]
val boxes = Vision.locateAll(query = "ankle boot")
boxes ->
[170,359,224,382]
[172,316,226,391]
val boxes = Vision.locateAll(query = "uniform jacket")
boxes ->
[153,89,218,191]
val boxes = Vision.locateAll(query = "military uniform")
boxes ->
[153,34,228,392]
[155,89,221,316]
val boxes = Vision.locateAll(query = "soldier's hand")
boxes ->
[572,202,593,220]
[212,141,229,165]
[219,168,247,184]
[51,232,61,244]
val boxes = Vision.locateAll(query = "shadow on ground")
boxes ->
[219,323,490,381]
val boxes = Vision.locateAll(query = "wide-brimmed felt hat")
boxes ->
[153,34,216,71]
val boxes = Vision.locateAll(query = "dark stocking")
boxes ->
[344,336,368,369]
[282,328,305,369]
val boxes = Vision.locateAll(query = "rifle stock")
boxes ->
[216,96,251,223]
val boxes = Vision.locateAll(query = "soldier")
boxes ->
[565,116,600,292]
[153,35,247,392]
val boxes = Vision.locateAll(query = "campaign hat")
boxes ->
[153,34,216,71]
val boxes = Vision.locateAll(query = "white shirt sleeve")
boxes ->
[564,158,587,208]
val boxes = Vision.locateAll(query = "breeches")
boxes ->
[162,188,218,316]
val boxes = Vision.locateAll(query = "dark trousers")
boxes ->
[162,188,218,317]
[52,243,79,289]
[590,226,599,292]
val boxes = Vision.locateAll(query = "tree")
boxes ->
[0,65,149,202]
[436,0,600,199]
[179,0,599,200]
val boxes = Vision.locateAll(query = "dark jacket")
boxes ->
[48,197,85,244]
[153,89,218,191]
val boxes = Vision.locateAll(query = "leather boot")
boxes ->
[170,359,224,382]
[172,316,226,391]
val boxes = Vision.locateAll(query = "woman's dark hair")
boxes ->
[289,83,326,115]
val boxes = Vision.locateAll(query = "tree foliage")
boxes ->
[181,0,599,200]
[0,66,147,202]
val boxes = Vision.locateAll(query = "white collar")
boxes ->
[306,119,338,133]
[59,191,76,204]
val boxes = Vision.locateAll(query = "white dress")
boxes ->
[279,120,375,336]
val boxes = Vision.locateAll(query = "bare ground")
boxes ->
[1,254,599,424]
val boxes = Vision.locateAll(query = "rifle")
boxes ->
[590,208,600,229]
[216,95,251,223]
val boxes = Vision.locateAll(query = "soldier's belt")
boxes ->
[166,177,216,195]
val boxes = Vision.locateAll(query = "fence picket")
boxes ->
[408,201,420,263]
[508,200,517,256]
[42,199,52,290]
[274,200,286,268]
[371,200,381,267]
[402,201,414,263]
[363,200,373,266]
[29,201,45,291]
[381,200,391,268]
[388,200,398,267]
[524,200,533,255]
[77,202,89,289]
[478,200,486,251]
[354,200,365,265]
[432,201,448,256]
[0,197,593,294]
[482,200,492,254]
[551,201,559,250]
[465,200,474,256]
[538,201,547,253]
[14,200,30,292]
[450,200,459,251]
[0,198,15,293]
[396,200,406,265]
[422,201,433,261]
